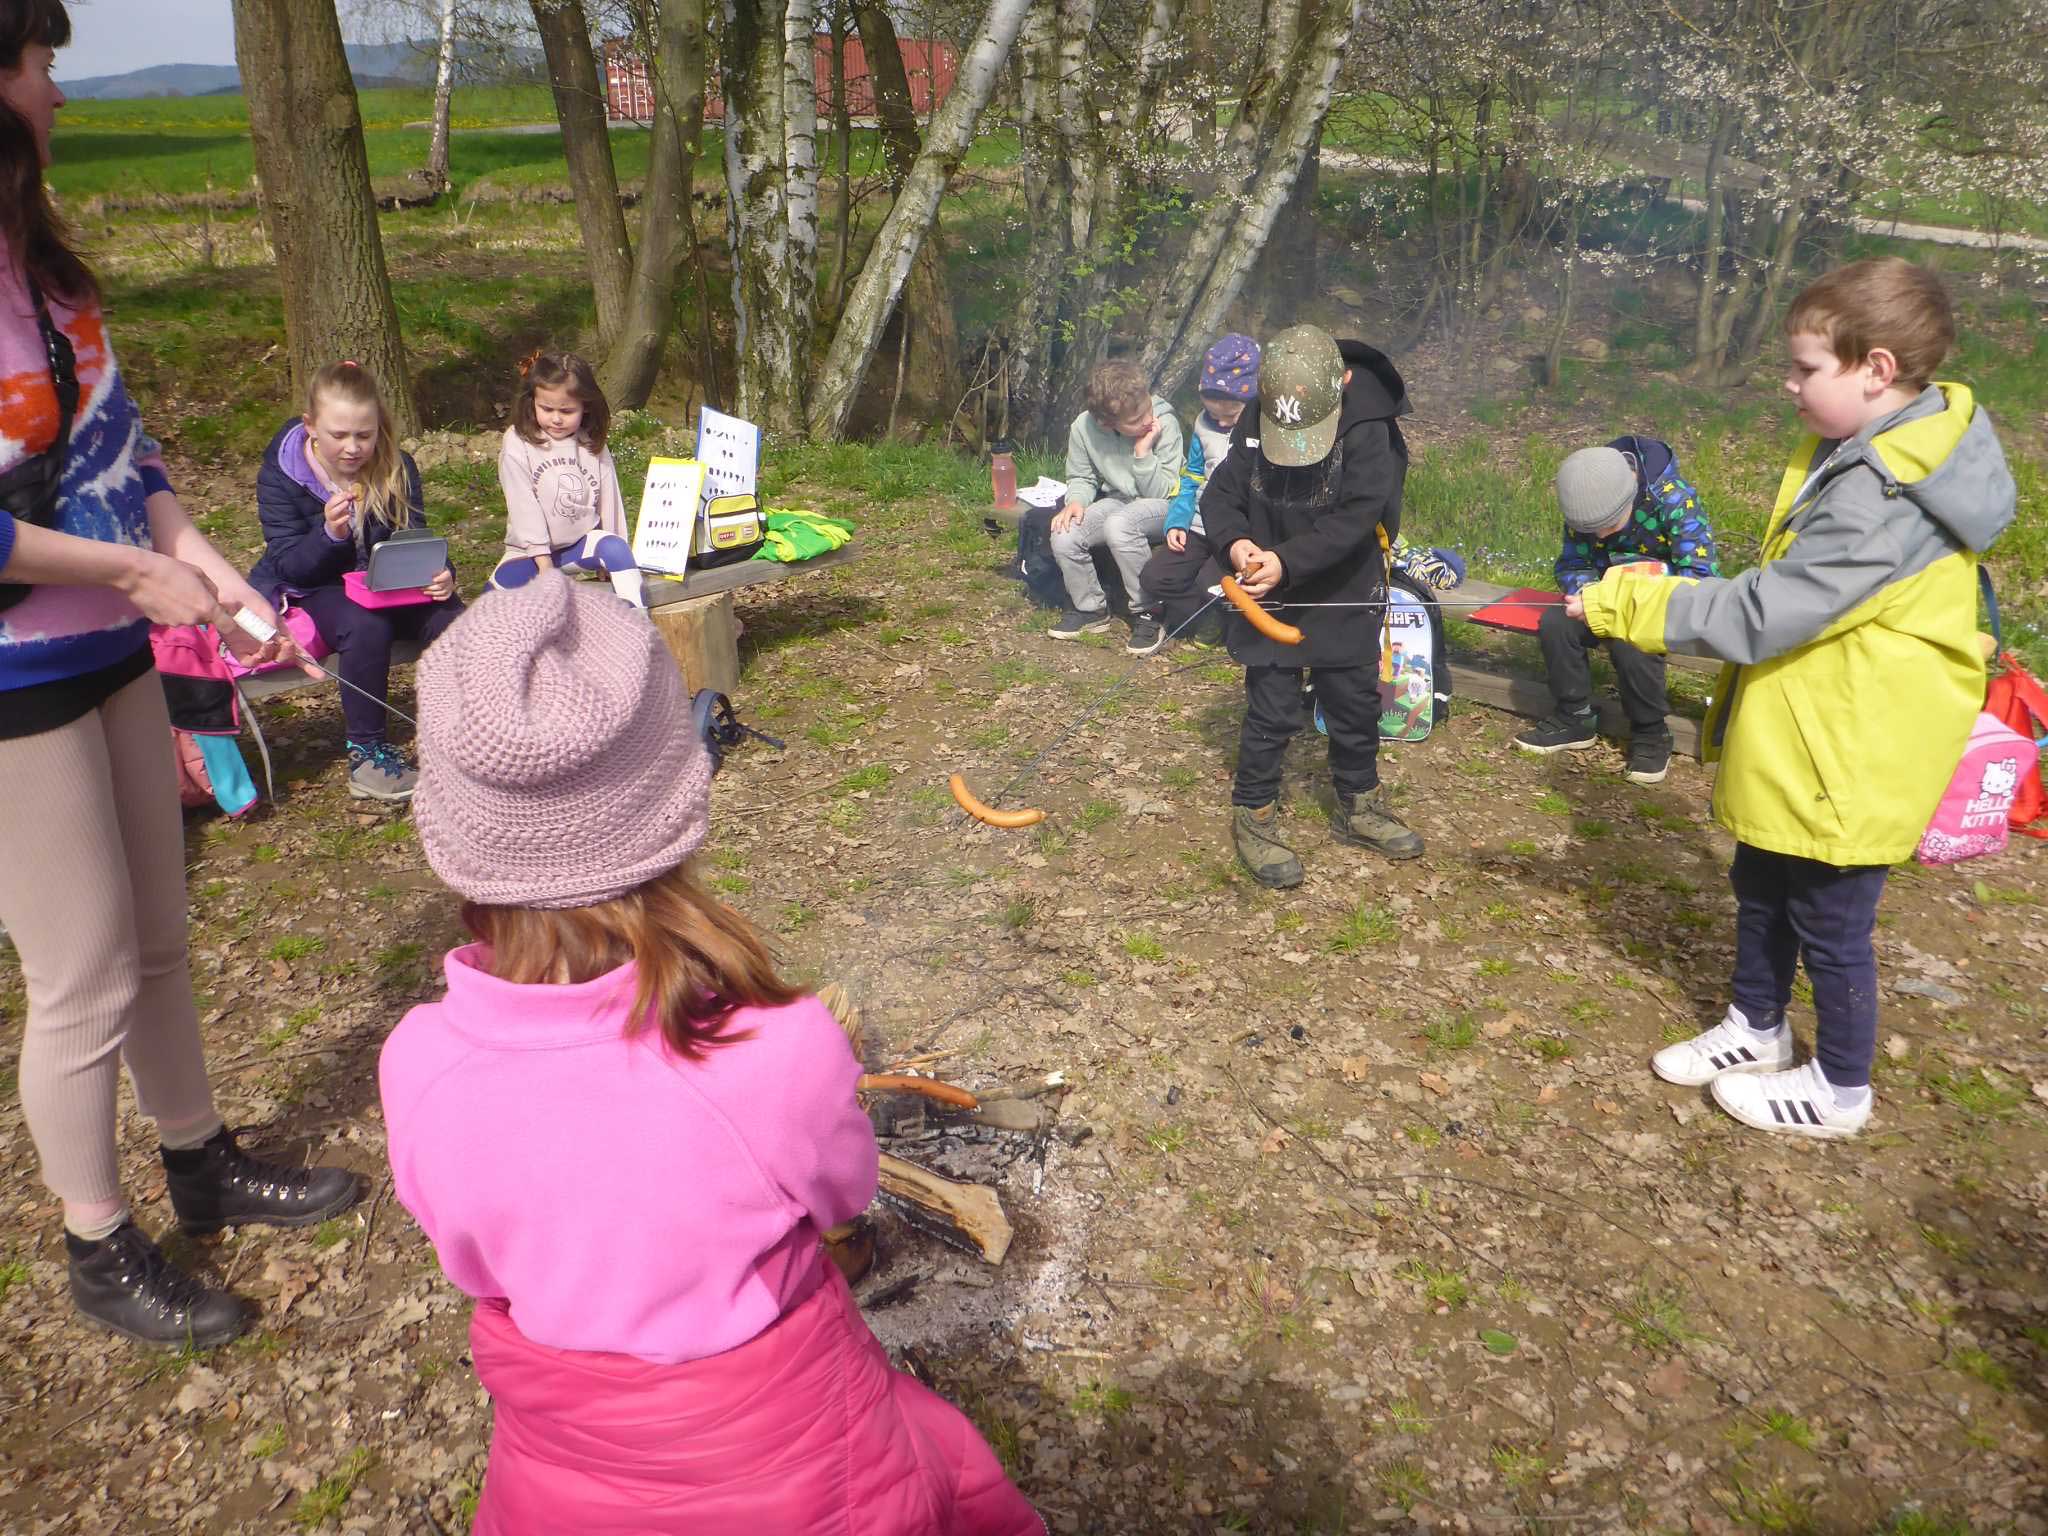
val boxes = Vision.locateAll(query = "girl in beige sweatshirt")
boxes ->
[492,352,645,607]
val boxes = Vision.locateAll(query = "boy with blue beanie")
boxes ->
[1135,335,1260,648]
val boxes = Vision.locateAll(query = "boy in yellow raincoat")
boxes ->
[1572,258,2016,1139]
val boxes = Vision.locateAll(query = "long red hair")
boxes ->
[461,860,799,1057]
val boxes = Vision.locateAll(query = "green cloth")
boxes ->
[751,508,854,563]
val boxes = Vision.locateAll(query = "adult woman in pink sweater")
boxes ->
[379,571,1040,1535]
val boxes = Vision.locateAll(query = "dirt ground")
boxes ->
[2,476,2046,1536]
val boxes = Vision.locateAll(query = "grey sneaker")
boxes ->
[1232,803,1303,889]
[1048,606,1112,640]
[1331,789,1425,860]
[347,741,418,801]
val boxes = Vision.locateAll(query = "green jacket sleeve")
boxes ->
[1063,416,1099,507]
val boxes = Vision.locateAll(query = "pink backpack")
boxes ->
[1916,711,2041,865]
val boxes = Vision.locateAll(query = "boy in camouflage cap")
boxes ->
[1199,325,1425,887]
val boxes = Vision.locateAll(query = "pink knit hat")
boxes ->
[413,572,711,909]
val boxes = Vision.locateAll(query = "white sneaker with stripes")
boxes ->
[1651,1009,1794,1087]
[1712,1062,1871,1140]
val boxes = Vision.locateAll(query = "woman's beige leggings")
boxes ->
[0,668,220,1218]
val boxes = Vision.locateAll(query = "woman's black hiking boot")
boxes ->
[162,1127,363,1236]
[66,1221,246,1348]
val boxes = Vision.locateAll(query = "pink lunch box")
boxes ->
[343,570,437,608]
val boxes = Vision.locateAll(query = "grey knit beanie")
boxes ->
[1555,446,1638,535]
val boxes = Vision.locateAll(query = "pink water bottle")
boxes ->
[990,438,1018,512]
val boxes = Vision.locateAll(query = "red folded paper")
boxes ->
[1467,587,1564,635]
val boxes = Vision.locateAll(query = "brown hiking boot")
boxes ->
[1233,803,1304,889]
[1331,789,1425,861]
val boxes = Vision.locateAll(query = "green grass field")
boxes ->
[47,86,1026,205]
[48,86,659,201]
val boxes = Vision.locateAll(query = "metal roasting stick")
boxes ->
[228,608,419,727]
[975,585,1581,815]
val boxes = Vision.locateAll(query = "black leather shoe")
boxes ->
[66,1222,246,1348]
[162,1128,363,1235]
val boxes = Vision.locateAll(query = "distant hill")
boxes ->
[60,62,241,100]
[61,40,542,101]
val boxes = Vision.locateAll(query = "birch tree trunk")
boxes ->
[1690,109,1736,372]
[1185,0,1215,152]
[602,0,709,408]
[1055,0,1103,253]
[853,0,963,417]
[1136,0,1360,396]
[854,0,921,181]
[783,0,822,371]
[233,0,418,437]
[826,5,853,319]
[424,0,458,193]
[532,0,633,351]
[723,0,810,432]
[1005,0,1068,429]
[808,0,1035,438]
[1043,0,1187,429]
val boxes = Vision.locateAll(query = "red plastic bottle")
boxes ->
[990,438,1018,512]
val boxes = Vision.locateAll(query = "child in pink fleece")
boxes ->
[379,571,1041,1536]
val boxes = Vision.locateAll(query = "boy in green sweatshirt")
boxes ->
[1048,357,1185,654]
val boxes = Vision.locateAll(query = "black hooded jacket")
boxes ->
[1197,339,1412,667]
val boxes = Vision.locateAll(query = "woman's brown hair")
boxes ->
[512,349,611,452]
[0,0,93,303]
[461,860,800,1058]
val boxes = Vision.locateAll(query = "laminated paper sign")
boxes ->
[632,456,708,576]
[695,407,761,500]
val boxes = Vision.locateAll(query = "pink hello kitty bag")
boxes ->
[1916,711,2040,865]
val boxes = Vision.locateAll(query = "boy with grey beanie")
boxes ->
[1514,435,1718,783]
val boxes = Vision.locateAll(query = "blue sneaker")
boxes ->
[346,740,418,802]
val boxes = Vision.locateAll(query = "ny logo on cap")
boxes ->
[1272,395,1304,425]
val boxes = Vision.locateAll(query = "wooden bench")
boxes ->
[229,546,859,710]
[223,549,856,799]
[1450,577,1710,759]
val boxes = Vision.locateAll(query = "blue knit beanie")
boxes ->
[1199,334,1260,402]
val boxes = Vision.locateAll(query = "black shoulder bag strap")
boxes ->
[0,278,81,611]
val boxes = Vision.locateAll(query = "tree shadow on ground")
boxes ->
[920,1352,1525,1534]
[739,593,888,665]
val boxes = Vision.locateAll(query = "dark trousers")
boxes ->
[1537,604,1669,734]
[294,584,465,746]
[1235,664,1379,808]
[1138,533,1223,637]
[1729,843,1888,1088]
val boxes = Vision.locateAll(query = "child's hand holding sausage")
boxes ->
[1239,547,1284,598]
